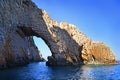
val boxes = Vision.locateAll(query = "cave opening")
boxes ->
[33,36,51,61]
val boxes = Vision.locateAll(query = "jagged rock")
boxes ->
[42,11,118,65]
[0,0,44,68]
[0,0,118,68]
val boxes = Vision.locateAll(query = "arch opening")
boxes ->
[33,36,51,61]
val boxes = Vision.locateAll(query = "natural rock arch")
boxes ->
[0,0,118,68]
[17,24,84,66]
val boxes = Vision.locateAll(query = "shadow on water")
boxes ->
[0,62,120,80]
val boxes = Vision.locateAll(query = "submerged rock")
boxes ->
[0,0,118,68]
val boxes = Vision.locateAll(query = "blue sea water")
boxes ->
[0,62,120,80]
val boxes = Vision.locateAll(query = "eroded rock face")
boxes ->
[0,0,118,68]
[42,11,118,65]
[0,0,45,68]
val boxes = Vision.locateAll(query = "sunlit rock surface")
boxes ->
[0,0,118,68]
[42,11,118,65]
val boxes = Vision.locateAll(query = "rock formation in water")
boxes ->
[0,0,118,68]
[0,0,45,68]
[42,11,118,65]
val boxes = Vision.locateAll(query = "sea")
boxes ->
[0,62,120,80]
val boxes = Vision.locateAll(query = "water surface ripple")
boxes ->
[0,62,120,80]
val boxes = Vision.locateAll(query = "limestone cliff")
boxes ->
[0,0,118,68]
[42,11,118,65]
[0,0,44,68]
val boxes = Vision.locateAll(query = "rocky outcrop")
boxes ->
[85,42,118,64]
[0,0,44,68]
[0,0,118,68]
[42,11,118,65]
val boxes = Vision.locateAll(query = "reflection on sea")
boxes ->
[70,64,120,80]
[0,62,120,80]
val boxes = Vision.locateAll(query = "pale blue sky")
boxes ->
[32,0,120,60]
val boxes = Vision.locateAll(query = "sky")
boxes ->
[32,0,120,60]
